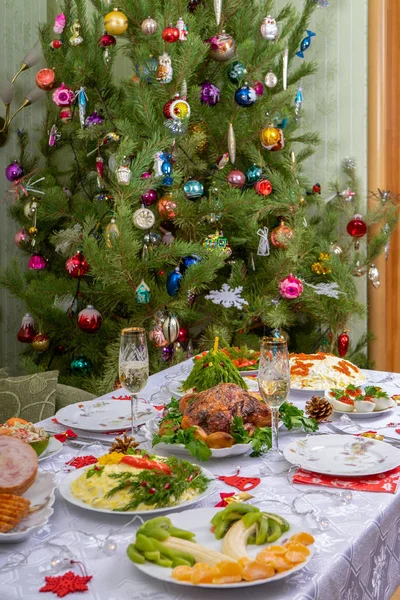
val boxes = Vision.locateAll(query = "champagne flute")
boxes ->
[258,336,290,463]
[119,328,149,436]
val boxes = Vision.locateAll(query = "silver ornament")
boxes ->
[227,122,236,164]
[162,313,180,343]
[342,156,356,172]
[144,232,161,247]
[24,200,38,218]
[132,207,155,230]
[260,15,278,40]
[264,71,278,88]
[141,17,158,35]
[214,0,222,25]
[353,260,365,277]
[368,264,380,288]
[164,120,188,135]
[329,242,343,256]
[108,154,117,172]
[116,165,132,186]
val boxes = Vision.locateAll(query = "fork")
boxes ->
[326,422,400,446]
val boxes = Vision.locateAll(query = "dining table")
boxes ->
[1,359,400,600]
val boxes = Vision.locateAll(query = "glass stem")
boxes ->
[271,407,280,452]
[131,394,138,436]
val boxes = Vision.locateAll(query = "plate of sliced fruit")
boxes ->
[126,504,314,587]
[325,385,396,417]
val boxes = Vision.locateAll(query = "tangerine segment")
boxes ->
[212,575,243,584]
[215,561,243,578]
[238,557,252,568]
[283,543,310,556]
[289,532,315,546]
[268,556,293,572]
[266,545,286,556]
[242,560,275,582]
[256,550,276,564]
[191,563,219,584]
[172,565,193,582]
[285,550,309,564]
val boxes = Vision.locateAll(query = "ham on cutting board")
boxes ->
[0,435,38,495]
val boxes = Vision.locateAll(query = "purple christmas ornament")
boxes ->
[254,81,264,96]
[141,171,152,180]
[141,189,158,206]
[6,161,24,182]
[200,80,220,106]
[28,254,46,270]
[161,344,174,361]
[85,111,104,127]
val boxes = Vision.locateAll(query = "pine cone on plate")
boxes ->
[109,433,139,454]
[305,395,333,422]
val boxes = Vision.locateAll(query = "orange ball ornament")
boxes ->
[270,221,293,248]
[157,193,177,219]
[254,179,272,196]
[260,125,284,151]
[104,8,128,35]
[35,68,56,90]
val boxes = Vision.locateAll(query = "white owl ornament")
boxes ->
[157,52,173,83]
[260,15,278,41]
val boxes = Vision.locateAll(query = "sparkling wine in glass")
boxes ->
[258,336,290,463]
[119,327,149,436]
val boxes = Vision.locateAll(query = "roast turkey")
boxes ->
[179,383,271,435]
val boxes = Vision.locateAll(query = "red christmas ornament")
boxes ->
[77,305,103,333]
[99,33,117,47]
[39,571,92,597]
[162,25,180,42]
[270,221,293,248]
[347,214,367,238]
[60,107,72,122]
[32,333,50,353]
[312,183,321,194]
[56,344,65,354]
[35,68,56,91]
[177,326,189,343]
[338,329,350,357]
[50,40,63,49]
[17,313,36,343]
[254,179,272,196]
[65,251,90,278]
[279,273,303,299]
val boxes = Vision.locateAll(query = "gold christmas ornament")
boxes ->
[31,333,50,354]
[305,395,333,422]
[105,218,119,248]
[260,125,284,151]
[104,8,128,35]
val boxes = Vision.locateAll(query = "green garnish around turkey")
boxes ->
[106,456,210,511]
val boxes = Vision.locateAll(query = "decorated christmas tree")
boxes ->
[1,0,397,393]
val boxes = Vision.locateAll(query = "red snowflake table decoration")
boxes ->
[40,571,92,597]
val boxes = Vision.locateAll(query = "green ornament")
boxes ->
[71,355,93,375]
[227,60,247,84]
[245,165,262,184]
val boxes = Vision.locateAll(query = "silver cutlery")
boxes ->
[326,422,400,446]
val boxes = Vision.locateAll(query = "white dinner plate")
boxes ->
[131,507,314,588]
[38,436,63,462]
[59,464,215,515]
[283,434,400,476]
[0,472,56,543]
[55,397,156,432]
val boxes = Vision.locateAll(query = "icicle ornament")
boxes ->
[75,87,88,128]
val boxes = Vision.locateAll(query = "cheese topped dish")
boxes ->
[290,352,366,390]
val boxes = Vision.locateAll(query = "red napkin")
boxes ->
[214,492,235,507]
[218,474,261,491]
[54,429,77,443]
[292,465,400,493]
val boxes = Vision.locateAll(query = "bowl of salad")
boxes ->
[325,385,396,416]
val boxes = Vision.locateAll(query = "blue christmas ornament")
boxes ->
[166,268,182,296]
[227,60,247,84]
[71,355,93,375]
[277,117,288,130]
[181,254,201,272]
[75,86,88,128]
[135,57,158,82]
[245,165,262,184]
[160,152,173,185]
[296,30,316,58]
[234,83,257,107]
[184,179,204,199]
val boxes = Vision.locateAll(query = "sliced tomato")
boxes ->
[120,455,171,475]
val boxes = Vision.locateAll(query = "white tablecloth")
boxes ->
[1,362,400,600]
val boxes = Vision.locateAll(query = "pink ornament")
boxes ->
[141,171,152,179]
[52,83,74,107]
[14,228,31,248]
[227,169,246,188]
[254,81,264,96]
[279,273,303,299]
[141,189,158,206]
[60,107,72,122]
[28,254,46,270]
[53,12,66,34]
[77,305,103,333]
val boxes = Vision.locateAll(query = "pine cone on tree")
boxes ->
[305,396,333,422]
[109,433,139,454]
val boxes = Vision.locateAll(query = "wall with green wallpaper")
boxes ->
[0,0,368,372]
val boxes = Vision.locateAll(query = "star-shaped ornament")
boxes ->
[40,571,92,597]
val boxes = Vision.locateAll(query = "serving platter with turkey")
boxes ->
[148,383,273,460]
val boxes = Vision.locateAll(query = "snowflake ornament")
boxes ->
[205,284,248,309]
[39,571,92,597]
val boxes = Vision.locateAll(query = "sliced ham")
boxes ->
[0,435,38,495]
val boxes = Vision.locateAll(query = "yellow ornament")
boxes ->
[28,226,38,236]
[104,218,119,248]
[260,125,284,151]
[104,8,128,35]
[319,252,330,261]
